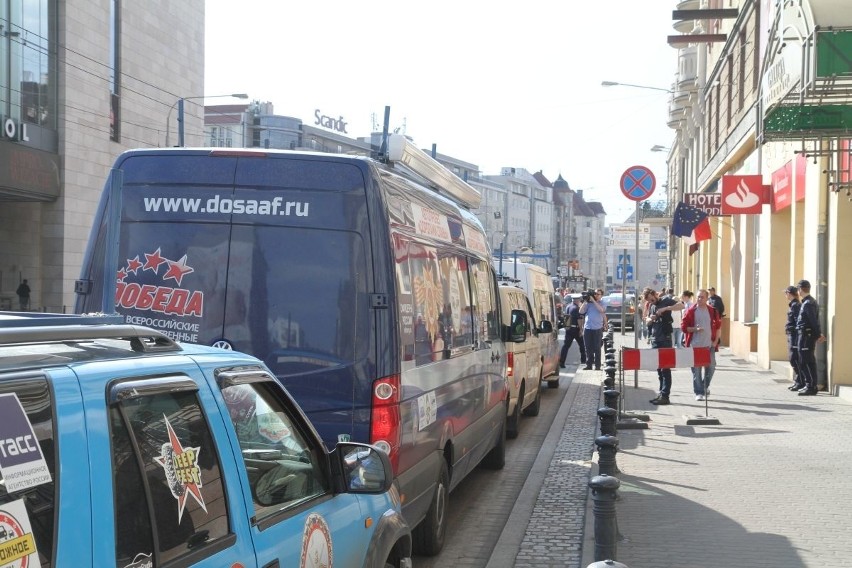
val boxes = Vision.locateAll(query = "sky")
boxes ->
[205,1,678,225]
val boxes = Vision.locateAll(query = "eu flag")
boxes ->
[671,202,711,241]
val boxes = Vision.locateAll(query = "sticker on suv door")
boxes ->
[0,498,40,568]
[154,415,207,523]
[0,393,52,493]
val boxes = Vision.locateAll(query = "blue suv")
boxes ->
[0,313,412,568]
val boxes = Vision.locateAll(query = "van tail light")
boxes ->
[507,352,515,377]
[370,374,401,473]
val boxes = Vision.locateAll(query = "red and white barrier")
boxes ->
[622,347,712,371]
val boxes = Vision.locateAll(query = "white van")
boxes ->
[494,259,560,386]
[498,284,548,438]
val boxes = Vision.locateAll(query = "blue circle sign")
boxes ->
[620,165,656,202]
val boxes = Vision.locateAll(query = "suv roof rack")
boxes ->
[0,312,124,328]
[0,313,179,353]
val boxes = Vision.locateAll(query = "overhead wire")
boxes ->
[1,15,234,147]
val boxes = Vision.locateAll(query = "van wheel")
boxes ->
[547,375,560,389]
[507,385,522,439]
[524,380,541,417]
[481,408,506,470]
[413,460,449,556]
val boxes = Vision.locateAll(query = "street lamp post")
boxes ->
[165,93,249,147]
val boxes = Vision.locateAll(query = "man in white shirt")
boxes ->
[681,289,721,400]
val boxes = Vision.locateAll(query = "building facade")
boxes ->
[666,0,852,394]
[0,0,205,311]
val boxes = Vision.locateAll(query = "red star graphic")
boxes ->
[116,268,127,282]
[126,256,143,274]
[154,415,206,524]
[143,248,168,274]
[162,255,194,286]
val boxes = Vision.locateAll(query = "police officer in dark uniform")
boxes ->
[559,295,585,367]
[795,279,824,395]
[783,285,802,391]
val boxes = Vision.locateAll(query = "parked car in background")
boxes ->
[0,312,412,568]
[600,294,639,331]
[498,284,547,438]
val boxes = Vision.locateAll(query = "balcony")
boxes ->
[672,0,700,33]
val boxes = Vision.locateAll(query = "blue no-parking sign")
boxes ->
[620,165,656,202]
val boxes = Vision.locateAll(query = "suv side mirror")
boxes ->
[335,443,393,493]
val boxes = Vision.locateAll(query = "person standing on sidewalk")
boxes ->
[580,289,605,370]
[795,279,826,395]
[16,279,31,311]
[681,289,721,400]
[707,286,726,317]
[784,285,803,391]
[672,290,692,348]
[559,295,585,368]
[644,289,684,405]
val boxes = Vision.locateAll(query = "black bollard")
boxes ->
[589,474,621,562]
[603,389,620,410]
[586,560,630,568]
[595,434,620,475]
[597,407,618,436]
[603,375,616,389]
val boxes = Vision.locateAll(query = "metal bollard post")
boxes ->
[595,434,620,475]
[597,407,618,436]
[589,474,621,562]
[587,560,630,568]
[603,389,620,410]
[603,375,616,389]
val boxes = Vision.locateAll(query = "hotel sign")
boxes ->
[684,192,723,216]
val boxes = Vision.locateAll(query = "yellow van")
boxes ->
[498,284,550,438]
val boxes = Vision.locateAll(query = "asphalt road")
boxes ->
[413,339,583,567]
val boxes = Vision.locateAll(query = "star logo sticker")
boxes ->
[154,415,206,524]
[126,256,143,274]
[143,248,168,274]
[162,255,194,286]
[116,268,127,282]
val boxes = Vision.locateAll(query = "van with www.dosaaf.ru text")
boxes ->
[75,138,508,556]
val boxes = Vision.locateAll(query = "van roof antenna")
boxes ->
[377,105,391,161]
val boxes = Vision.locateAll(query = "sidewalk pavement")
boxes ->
[487,334,852,568]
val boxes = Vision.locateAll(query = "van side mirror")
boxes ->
[539,320,553,334]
